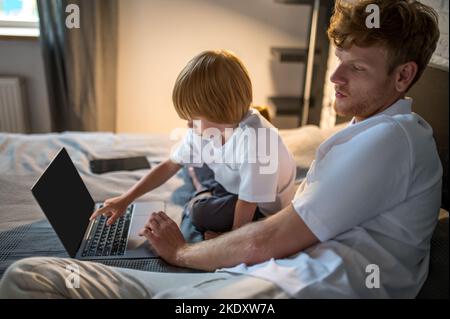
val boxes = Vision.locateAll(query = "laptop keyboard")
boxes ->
[82,205,133,257]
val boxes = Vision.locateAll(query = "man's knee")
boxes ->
[0,258,29,297]
[0,257,60,298]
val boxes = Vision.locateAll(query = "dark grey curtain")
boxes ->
[37,0,118,132]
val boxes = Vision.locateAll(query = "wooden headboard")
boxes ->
[408,66,449,210]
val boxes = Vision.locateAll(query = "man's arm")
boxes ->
[140,204,319,271]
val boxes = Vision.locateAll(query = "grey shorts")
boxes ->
[185,165,264,233]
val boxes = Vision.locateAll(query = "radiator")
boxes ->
[0,77,29,133]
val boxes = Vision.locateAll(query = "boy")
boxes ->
[90,50,296,237]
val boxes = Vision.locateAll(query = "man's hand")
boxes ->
[138,211,187,266]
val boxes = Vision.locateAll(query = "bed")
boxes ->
[0,124,447,298]
[0,125,337,275]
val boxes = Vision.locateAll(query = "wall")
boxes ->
[117,0,311,133]
[422,0,449,70]
[409,65,449,210]
[0,39,51,133]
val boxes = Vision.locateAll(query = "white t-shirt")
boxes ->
[219,98,443,298]
[170,109,296,215]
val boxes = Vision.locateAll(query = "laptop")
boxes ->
[31,147,164,260]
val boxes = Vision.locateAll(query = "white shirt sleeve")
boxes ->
[293,121,411,242]
[237,134,279,203]
[238,160,279,203]
[169,129,203,167]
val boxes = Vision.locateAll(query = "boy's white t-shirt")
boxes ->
[218,98,443,298]
[170,109,296,215]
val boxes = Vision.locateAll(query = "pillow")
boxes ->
[279,123,348,171]
[279,125,325,170]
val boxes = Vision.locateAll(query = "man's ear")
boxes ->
[394,61,418,93]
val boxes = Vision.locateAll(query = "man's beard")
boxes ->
[333,97,372,118]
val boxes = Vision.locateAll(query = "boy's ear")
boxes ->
[394,61,418,93]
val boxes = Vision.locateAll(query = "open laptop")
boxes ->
[31,147,164,260]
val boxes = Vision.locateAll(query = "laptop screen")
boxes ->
[31,148,95,257]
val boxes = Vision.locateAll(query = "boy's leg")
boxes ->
[192,164,215,183]
[186,180,265,233]
[187,164,215,192]
[187,180,238,233]
[183,163,265,237]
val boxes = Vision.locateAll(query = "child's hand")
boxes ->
[89,195,131,226]
[204,231,223,240]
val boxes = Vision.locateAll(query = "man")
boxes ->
[0,0,442,298]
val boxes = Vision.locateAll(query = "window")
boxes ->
[0,0,39,37]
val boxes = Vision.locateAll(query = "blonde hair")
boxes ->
[328,0,440,88]
[172,50,253,124]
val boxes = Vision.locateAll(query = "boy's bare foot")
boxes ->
[188,166,203,192]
